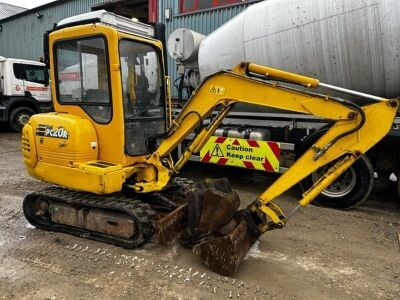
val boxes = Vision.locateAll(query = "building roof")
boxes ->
[0,2,27,20]
[0,0,121,23]
[0,0,72,23]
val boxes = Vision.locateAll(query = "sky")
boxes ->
[1,0,57,9]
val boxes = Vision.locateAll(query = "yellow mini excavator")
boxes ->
[21,11,398,275]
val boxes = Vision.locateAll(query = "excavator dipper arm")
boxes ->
[150,62,397,275]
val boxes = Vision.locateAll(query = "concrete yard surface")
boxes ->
[0,132,399,299]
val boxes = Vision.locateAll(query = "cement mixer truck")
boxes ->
[167,0,400,209]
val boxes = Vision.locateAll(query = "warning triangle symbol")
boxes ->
[211,144,224,157]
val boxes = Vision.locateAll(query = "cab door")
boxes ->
[10,62,25,97]
[12,63,49,101]
[119,39,166,156]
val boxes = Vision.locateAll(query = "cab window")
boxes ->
[119,39,165,156]
[55,36,111,123]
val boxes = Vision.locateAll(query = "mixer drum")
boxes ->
[199,0,400,99]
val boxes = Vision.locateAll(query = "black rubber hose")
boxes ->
[314,98,366,159]
[178,74,185,104]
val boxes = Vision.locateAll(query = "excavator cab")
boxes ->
[24,11,172,194]
[47,10,167,160]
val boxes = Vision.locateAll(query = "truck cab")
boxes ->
[0,56,52,131]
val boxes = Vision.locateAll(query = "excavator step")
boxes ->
[23,186,156,248]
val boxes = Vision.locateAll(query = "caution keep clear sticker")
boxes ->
[200,136,280,172]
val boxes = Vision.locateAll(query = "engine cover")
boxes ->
[23,112,98,168]
[22,112,124,194]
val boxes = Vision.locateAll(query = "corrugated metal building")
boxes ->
[0,2,26,20]
[0,0,150,61]
[0,0,120,61]
[0,0,260,85]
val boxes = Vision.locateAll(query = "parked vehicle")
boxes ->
[0,56,52,131]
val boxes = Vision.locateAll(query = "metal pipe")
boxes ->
[173,105,232,171]
[247,63,320,88]
[319,82,382,102]
[166,76,173,126]
[299,154,357,207]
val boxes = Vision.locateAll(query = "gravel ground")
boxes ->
[0,132,399,299]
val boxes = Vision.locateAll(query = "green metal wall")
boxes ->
[0,0,107,61]
[158,0,261,94]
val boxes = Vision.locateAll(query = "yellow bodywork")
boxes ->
[21,112,129,193]
[22,24,167,194]
[22,22,398,232]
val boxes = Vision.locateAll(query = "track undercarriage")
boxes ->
[23,178,194,248]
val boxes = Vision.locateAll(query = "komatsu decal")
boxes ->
[36,124,69,139]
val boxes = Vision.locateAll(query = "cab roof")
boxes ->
[56,10,155,39]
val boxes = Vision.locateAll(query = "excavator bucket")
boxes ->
[155,178,260,275]
[193,218,258,276]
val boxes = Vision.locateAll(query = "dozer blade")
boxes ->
[156,204,187,246]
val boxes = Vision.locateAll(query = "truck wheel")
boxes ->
[9,107,35,132]
[299,155,374,210]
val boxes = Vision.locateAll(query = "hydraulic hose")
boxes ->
[313,98,366,160]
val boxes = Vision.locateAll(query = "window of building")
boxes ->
[179,0,250,13]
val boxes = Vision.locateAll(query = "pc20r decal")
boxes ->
[36,124,69,139]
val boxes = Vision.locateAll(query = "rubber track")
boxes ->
[23,186,156,249]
